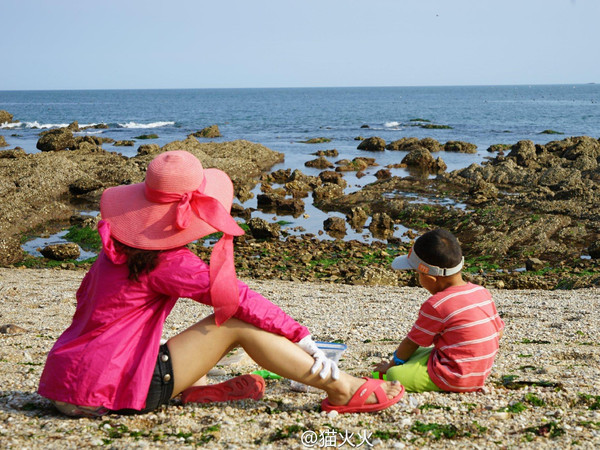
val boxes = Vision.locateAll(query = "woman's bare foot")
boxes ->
[325,374,403,406]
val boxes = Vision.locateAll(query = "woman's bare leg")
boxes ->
[167,315,402,405]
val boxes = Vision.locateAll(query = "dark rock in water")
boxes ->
[323,217,346,237]
[375,169,391,180]
[313,183,344,203]
[81,123,109,130]
[284,180,311,198]
[40,243,80,261]
[487,144,511,153]
[36,128,75,151]
[386,137,419,151]
[231,203,251,220]
[360,124,370,129]
[137,144,161,155]
[257,193,305,216]
[300,137,331,144]
[192,125,221,138]
[247,217,280,239]
[313,149,339,157]
[369,212,394,239]
[525,257,545,271]
[305,156,334,169]
[67,121,80,131]
[357,137,386,152]
[589,241,600,259]
[0,136,8,147]
[319,171,346,188]
[69,176,103,195]
[114,140,135,146]
[401,147,446,173]
[540,129,563,135]
[444,141,477,154]
[0,110,15,124]
[346,207,368,230]
[354,136,364,141]
[69,214,99,228]
[134,134,159,140]
[336,158,368,172]
[387,137,442,153]
[0,324,27,334]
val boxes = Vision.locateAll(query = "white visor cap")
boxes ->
[391,247,464,276]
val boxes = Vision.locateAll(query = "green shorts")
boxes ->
[384,347,442,393]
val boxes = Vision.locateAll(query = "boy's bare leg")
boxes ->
[167,315,402,405]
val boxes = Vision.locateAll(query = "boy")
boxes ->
[374,228,504,392]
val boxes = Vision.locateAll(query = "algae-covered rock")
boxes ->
[192,124,221,138]
[36,128,75,151]
[357,137,386,152]
[444,141,477,153]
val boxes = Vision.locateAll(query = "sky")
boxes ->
[2,0,599,90]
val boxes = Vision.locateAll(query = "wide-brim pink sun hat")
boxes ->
[100,150,237,250]
[99,150,245,325]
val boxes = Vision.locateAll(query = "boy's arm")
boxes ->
[393,337,420,362]
[374,337,420,374]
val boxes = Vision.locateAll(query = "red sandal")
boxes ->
[180,374,265,404]
[321,377,405,414]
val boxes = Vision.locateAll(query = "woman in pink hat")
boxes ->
[38,150,404,416]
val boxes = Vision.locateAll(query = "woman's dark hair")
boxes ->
[113,239,162,282]
[413,228,462,269]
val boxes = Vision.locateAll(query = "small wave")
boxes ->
[384,121,401,128]
[0,122,23,129]
[118,121,175,129]
[25,121,70,129]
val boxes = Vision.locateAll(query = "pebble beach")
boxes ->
[1,268,599,448]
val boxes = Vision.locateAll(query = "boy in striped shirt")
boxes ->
[374,229,504,392]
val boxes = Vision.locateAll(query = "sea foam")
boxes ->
[384,121,401,128]
[118,121,175,129]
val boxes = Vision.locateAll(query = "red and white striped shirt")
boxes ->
[407,282,504,392]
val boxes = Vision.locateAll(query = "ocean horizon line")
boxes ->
[0,82,597,94]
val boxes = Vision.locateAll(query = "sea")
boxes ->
[2,85,599,251]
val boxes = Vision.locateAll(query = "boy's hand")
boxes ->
[374,359,394,374]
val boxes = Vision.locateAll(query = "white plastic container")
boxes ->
[290,341,347,392]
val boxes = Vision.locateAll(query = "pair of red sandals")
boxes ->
[181,374,405,414]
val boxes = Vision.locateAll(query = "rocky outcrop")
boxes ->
[0,139,285,265]
[318,171,347,188]
[40,243,80,261]
[444,141,477,153]
[401,147,447,173]
[0,136,7,147]
[114,140,135,146]
[387,137,442,153]
[257,193,305,217]
[357,137,385,152]
[36,128,75,151]
[305,156,334,169]
[247,218,280,239]
[313,149,339,157]
[346,207,368,230]
[323,217,346,237]
[192,124,221,138]
[0,110,15,124]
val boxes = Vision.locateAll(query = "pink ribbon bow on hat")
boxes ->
[145,182,245,326]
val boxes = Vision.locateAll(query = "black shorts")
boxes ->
[113,344,175,415]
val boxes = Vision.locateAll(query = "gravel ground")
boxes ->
[0,267,599,449]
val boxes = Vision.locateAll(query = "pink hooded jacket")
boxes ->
[38,247,309,410]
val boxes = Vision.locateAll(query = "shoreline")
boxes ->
[1,267,599,448]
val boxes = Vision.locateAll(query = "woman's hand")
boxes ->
[297,336,340,380]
